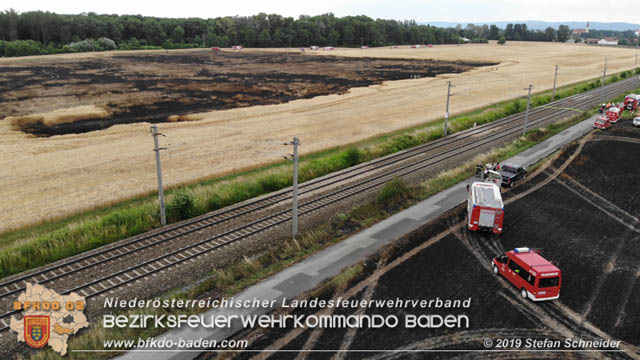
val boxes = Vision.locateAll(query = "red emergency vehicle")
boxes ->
[605,106,622,123]
[467,182,504,234]
[624,94,640,111]
[593,116,610,130]
[492,247,561,301]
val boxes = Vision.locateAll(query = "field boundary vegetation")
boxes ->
[25,100,612,359]
[1,69,638,279]
[0,11,462,58]
[5,10,638,58]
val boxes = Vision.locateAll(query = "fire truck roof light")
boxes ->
[514,247,530,253]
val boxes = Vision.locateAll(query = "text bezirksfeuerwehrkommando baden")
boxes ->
[103,296,472,310]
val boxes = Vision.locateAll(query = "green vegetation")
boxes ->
[0,10,462,57]
[1,72,638,279]
[377,177,412,208]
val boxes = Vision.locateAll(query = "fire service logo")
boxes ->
[10,283,89,355]
[24,315,50,348]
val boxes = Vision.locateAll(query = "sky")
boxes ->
[3,0,637,23]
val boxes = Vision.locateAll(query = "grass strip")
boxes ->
[2,68,639,279]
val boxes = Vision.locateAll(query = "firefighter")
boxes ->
[475,164,484,178]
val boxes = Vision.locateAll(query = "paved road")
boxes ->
[117,115,599,360]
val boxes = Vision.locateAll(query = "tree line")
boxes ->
[2,9,635,57]
[0,10,462,56]
[458,23,572,43]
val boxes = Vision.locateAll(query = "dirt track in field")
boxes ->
[0,42,638,233]
[220,119,640,359]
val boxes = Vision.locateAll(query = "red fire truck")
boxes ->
[624,94,640,111]
[467,182,504,234]
[593,116,611,130]
[605,106,623,123]
[492,247,561,301]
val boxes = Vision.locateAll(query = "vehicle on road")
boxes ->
[492,247,561,301]
[593,116,611,130]
[467,182,504,234]
[633,117,640,127]
[498,163,527,187]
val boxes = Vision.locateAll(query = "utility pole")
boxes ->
[600,58,607,103]
[551,65,559,101]
[635,54,637,66]
[602,58,608,88]
[361,37,363,48]
[523,84,533,135]
[284,137,300,239]
[443,81,454,136]
[150,125,167,226]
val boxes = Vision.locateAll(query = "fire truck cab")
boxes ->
[492,247,561,301]
[624,94,640,111]
[593,116,611,130]
[467,182,504,234]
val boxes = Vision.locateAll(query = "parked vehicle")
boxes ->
[605,106,622,123]
[593,116,611,130]
[484,170,503,186]
[467,182,504,234]
[633,117,640,127]
[498,163,527,188]
[624,94,640,111]
[492,247,561,301]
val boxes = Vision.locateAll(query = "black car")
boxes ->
[498,163,527,187]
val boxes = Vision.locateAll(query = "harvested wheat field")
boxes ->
[0,41,638,232]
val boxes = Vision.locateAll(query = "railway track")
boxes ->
[0,75,638,332]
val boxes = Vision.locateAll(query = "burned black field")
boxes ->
[220,118,640,360]
[0,50,494,136]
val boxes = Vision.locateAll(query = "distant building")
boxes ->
[585,38,599,44]
[598,37,619,45]
[460,37,471,43]
[572,21,590,35]
[635,29,640,37]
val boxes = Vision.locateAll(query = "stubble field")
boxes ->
[0,41,638,232]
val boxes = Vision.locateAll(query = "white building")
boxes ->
[597,37,618,45]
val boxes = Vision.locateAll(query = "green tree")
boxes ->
[544,27,556,42]
[558,25,570,42]
[498,35,506,45]
[171,25,185,43]
[489,25,499,40]
[257,29,272,47]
